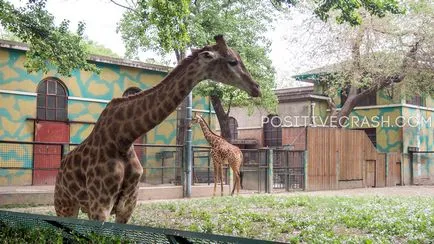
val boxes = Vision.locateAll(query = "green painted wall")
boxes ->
[0,47,214,185]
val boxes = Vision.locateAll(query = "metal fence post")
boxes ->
[267,149,273,193]
[61,144,69,159]
[184,92,193,198]
[303,150,308,191]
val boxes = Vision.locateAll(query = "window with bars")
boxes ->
[263,115,282,147]
[406,95,424,106]
[228,117,238,140]
[36,78,68,121]
[123,87,142,97]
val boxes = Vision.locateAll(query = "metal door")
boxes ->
[33,121,69,185]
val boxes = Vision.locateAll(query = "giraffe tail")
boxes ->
[239,171,244,189]
[240,152,244,189]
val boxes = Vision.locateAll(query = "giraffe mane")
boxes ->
[198,115,226,140]
[108,45,214,106]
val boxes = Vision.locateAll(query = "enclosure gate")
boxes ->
[409,148,434,185]
[272,150,305,191]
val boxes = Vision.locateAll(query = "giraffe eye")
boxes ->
[228,60,238,66]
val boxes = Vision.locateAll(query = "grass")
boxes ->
[2,194,434,243]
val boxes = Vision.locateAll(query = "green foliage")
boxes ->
[117,0,190,60]
[274,0,405,26]
[84,39,120,58]
[188,0,278,113]
[0,0,98,76]
[314,0,405,26]
[117,0,278,113]
[132,195,434,242]
[300,0,433,110]
[7,194,434,242]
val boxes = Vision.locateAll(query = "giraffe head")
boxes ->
[196,35,261,97]
[189,113,202,128]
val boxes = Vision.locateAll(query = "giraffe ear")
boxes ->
[198,51,218,62]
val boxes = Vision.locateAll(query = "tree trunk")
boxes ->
[330,35,421,127]
[210,95,232,141]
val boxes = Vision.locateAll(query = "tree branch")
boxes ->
[109,0,136,12]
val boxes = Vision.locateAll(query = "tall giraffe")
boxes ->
[190,114,244,196]
[54,35,261,223]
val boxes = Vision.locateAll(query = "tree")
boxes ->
[116,0,278,140]
[84,39,121,58]
[1,32,121,58]
[290,0,433,126]
[0,0,98,76]
[272,0,405,26]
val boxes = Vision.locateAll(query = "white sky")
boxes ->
[5,0,320,88]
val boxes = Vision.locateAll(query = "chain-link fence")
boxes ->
[0,140,183,186]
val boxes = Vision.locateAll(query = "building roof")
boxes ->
[274,86,328,102]
[292,62,345,83]
[0,39,172,73]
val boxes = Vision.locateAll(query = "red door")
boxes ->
[33,121,69,185]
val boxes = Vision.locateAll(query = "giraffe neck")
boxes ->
[94,51,208,152]
[198,117,223,147]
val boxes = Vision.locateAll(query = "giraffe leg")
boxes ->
[213,162,219,197]
[87,159,127,222]
[220,163,224,196]
[54,187,80,218]
[231,168,240,196]
[54,174,80,218]
[115,185,139,224]
[115,156,143,224]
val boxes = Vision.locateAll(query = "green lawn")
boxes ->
[3,194,434,243]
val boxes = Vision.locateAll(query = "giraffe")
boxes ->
[190,114,244,196]
[54,35,261,223]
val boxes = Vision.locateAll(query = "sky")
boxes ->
[4,0,321,88]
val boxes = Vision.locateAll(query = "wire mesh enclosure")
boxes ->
[0,210,278,244]
[134,144,183,186]
[272,150,305,191]
[192,147,271,193]
[0,140,183,187]
[241,149,269,193]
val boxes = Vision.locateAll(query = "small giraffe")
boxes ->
[190,114,244,196]
[54,35,260,223]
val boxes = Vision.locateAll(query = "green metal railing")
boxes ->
[0,210,280,243]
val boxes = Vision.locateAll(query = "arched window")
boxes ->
[123,87,142,97]
[36,78,68,121]
[228,117,238,140]
[263,114,282,147]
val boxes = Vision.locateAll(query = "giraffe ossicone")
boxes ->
[54,35,260,223]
